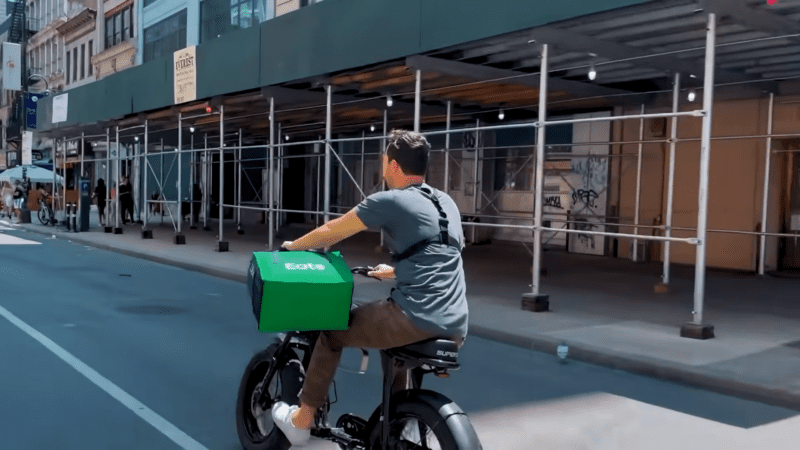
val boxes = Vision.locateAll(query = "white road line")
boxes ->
[0,304,210,450]
[0,234,41,245]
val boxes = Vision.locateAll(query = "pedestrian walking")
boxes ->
[92,178,107,226]
[119,176,134,224]
[1,181,13,219]
[12,180,25,222]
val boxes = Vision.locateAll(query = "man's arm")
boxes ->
[284,209,368,251]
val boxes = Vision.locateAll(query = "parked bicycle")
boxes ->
[37,195,56,226]
[236,266,482,450]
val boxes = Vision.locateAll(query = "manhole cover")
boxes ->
[117,305,187,315]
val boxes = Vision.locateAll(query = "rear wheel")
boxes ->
[367,390,482,450]
[37,207,50,225]
[236,343,305,450]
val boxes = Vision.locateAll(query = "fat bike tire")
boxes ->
[236,343,305,450]
[367,390,482,450]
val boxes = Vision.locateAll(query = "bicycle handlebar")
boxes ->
[350,266,383,281]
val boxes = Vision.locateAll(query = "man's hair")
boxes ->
[384,129,430,176]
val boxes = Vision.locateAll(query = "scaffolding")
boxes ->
[47,12,800,340]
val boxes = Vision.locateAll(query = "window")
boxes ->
[66,50,70,84]
[144,0,159,7]
[143,10,187,63]
[105,6,134,49]
[72,48,77,81]
[230,0,268,29]
[80,44,85,79]
[88,40,93,76]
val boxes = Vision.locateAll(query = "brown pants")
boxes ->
[298,299,461,409]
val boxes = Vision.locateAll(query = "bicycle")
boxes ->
[236,266,482,449]
[37,196,56,226]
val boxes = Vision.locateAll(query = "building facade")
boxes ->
[26,0,800,275]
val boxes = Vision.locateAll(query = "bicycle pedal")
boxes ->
[336,414,368,440]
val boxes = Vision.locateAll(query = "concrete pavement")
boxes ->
[11,209,800,412]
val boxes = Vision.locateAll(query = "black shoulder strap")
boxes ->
[415,185,451,246]
[392,185,456,262]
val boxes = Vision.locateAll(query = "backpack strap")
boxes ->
[392,185,458,262]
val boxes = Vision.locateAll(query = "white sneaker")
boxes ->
[272,402,310,447]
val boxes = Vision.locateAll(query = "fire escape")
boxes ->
[6,0,37,149]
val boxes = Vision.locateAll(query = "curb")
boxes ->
[19,225,249,284]
[19,224,800,412]
[471,324,800,412]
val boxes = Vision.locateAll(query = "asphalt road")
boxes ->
[1,224,798,449]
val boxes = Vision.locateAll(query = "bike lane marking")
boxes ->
[0,303,211,450]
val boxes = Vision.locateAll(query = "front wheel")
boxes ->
[38,207,50,225]
[236,343,306,450]
[367,390,482,450]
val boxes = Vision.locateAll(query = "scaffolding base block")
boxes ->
[521,293,550,313]
[203,226,211,231]
[216,241,229,252]
[680,322,715,340]
[104,226,112,233]
[142,230,153,239]
[654,283,669,294]
[190,226,197,230]
[175,234,186,245]
[113,228,123,235]
[237,225,244,235]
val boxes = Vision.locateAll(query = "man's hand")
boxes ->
[367,264,395,280]
[281,241,294,251]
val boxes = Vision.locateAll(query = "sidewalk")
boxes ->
[13,211,800,412]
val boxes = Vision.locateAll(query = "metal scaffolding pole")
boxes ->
[177,113,183,237]
[759,93,775,275]
[661,73,681,289]
[684,13,717,339]
[632,104,645,262]
[414,69,421,132]
[444,101,451,194]
[133,138,140,224]
[80,132,85,178]
[79,132,84,230]
[218,105,226,251]
[472,119,480,244]
[380,109,387,249]
[160,138,164,225]
[115,126,120,231]
[237,128,242,231]
[203,134,209,230]
[324,85,332,224]
[360,130,365,192]
[524,43,549,311]
[189,131,195,229]
[269,97,274,250]
[53,139,57,220]
[106,129,110,227]
[277,123,282,233]
[144,120,149,230]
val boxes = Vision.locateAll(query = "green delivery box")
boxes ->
[247,250,354,332]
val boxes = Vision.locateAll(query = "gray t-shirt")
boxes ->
[354,183,468,339]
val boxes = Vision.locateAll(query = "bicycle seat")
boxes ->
[384,338,460,369]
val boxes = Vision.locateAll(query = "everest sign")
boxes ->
[174,46,197,104]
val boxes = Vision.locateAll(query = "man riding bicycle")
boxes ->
[272,129,468,446]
